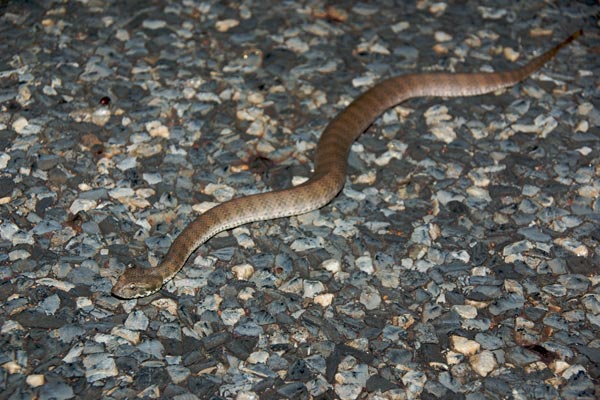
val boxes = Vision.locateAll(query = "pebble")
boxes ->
[453,304,478,319]
[221,308,245,326]
[137,340,165,359]
[581,294,600,314]
[232,263,254,280]
[434,31,453,42]
[215,19,239,32]
[290,237,325,251]
[355,255,374,274]
[69,198,97,214]
[314,293,334,307]
[204,183,235,202]
[321,259,341,274]
[469,350,497,377]
[39,382,74,400]
[26,374,44,387]
[554,237,588,257]
[124,310,149,331]
[143,19,167,29]
[158,323,182,341]
[303,280,325,298]
[359,286,381,310]
[451,335,481,356]
[111,326,140,344]
[83,353,118,382]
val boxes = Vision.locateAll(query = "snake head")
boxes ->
[111,267,164,299]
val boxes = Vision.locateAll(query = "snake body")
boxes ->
[112,32,580,299]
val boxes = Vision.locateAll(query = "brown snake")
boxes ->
[112,31,581,299]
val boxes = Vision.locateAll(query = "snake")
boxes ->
[112,31,581,299]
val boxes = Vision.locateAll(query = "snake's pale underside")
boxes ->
[112,31,581,299]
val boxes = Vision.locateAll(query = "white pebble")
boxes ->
[0,153,10,169]
[116,157,137,171]
[9,249,30,260]
[321,259,341,273]
[124,310,149,331]
[314,293,334,307]
[204,183,235,202]
[108,187,135,199]
[26,374,44,387]
[352,74,375,88]
[469,350,497,377]
[453,305,477,319]
[232,264,254,280]
[554,237,588,257]
[290,237,324,251]
[69,199,97,214]
[247,351,269,364]
[451,335,480,356]
[111,326,140,345]
[115,29,129,41]
[434,31,452,42]
[145,120,170,138]
[215,19,239,32]
[12,117,29,133]
[221,308,245,326]
[355,255,374,274]
[285,37,309,53]
[359,287,381,310]
[196,92,222,103]
[0,222,19,241]
[143,173,162,185]
[91,107,110,126]
[143,20,166,29]
[303,280,325,298]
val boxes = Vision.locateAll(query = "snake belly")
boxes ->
[112,31,580,299]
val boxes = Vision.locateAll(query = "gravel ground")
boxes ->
[0,1,599,399]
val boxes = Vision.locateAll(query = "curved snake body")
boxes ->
[112,32,580,299]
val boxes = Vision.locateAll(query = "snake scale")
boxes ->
[112,31,581,299]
